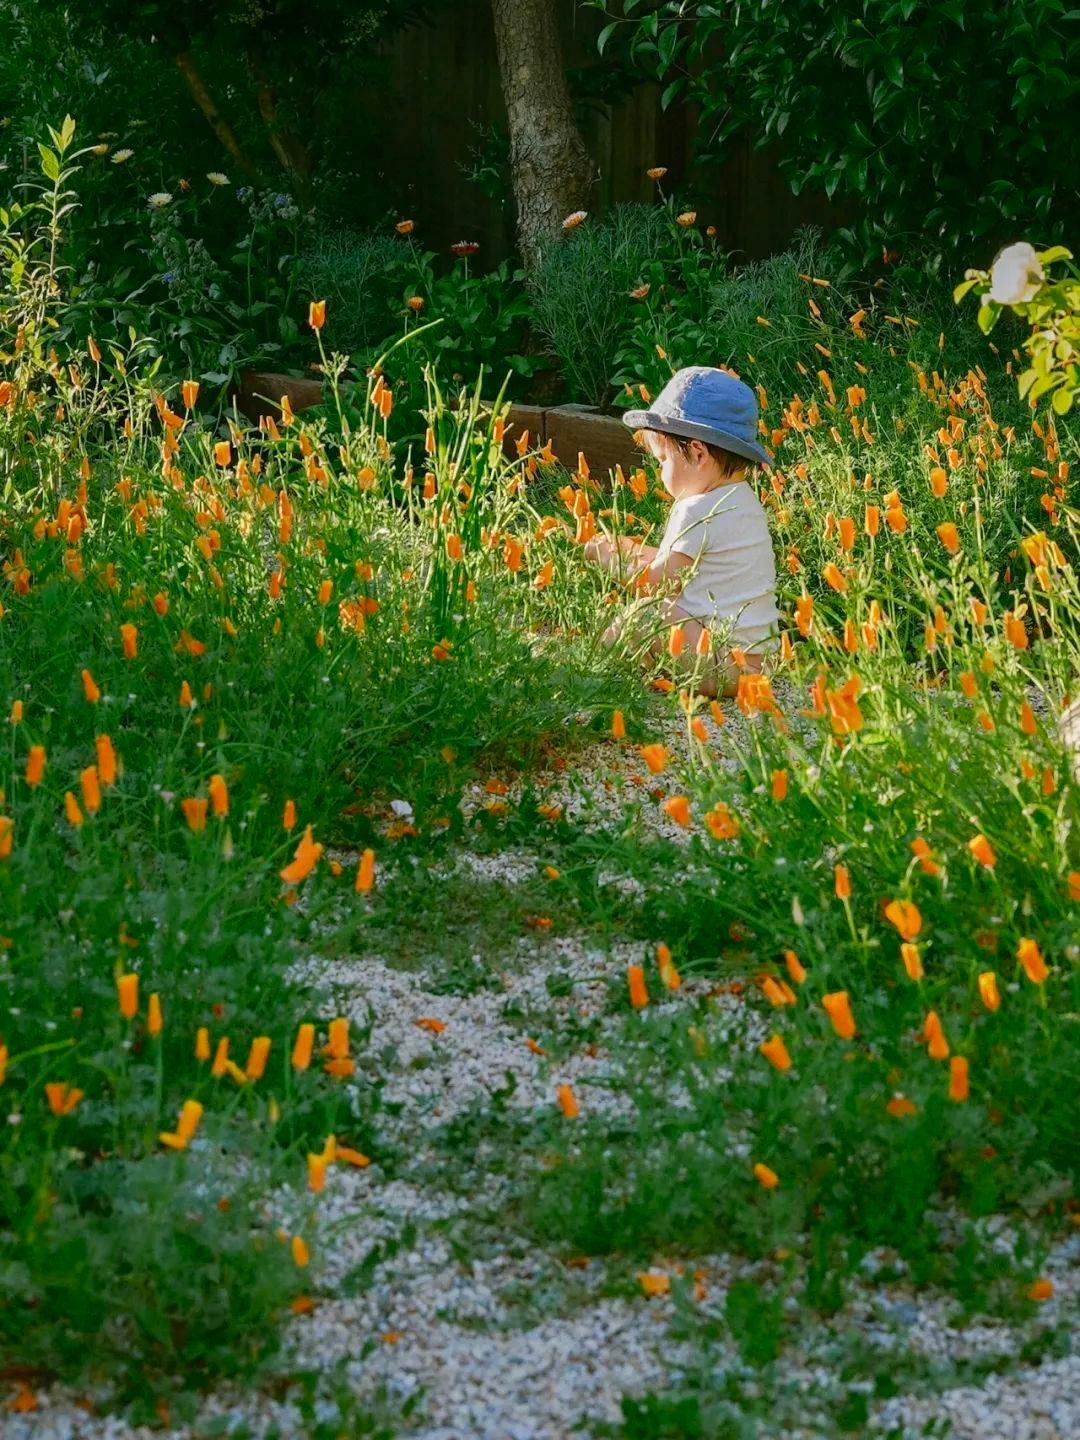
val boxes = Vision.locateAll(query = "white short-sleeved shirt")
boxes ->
[655,483,780,650]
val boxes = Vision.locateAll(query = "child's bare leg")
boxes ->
[649,606,762,698]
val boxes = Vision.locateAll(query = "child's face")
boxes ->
[643,430,726,499]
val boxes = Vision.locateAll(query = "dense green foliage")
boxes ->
[591,0,1080,268]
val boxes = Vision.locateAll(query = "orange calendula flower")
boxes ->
[639,743,669,774]
[759,1034,792,1072]
[1017,937,1048,984]
[117,971,138,1020]
[936,522,960,553]
[822,991,855,1039]
[753,1162,779,1190]
[280,824,323,884]
[355,847,375,893]
[25,745,46,787]
[245,1036,271,1080]
[771,769,788,801]
[627,964,649,1009]
[834,864,851,900]
[179,680,194,708]
[283,799,297,830]
[948,1055,969,1102]
[195,1026,211,1062]
[144,991,163,1036]
[884,899,921,942]
[978,970,1001,1012]
[968,833,996,868]
[557,1083,580,1118]
[120,623,138,659]
[45,1082,84,1117]
[910,837,939,876]
[292,1022,315,1070]
[81,669,100,703]
[64,791,84,828]
[291,1235,310,1267]
[611,709,626,739]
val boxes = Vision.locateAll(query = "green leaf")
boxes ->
[976,299,1001,334]
[952,277,980,305]
[1051,384,1074,414]
[38,145,60,182]
[598,21,617,55]
[1036,245,1073,265]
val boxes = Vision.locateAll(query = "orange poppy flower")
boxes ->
[117,972,139,1019]
[25,745,46,787]
[978,970,1001,1012]
[627,964,649,1009]
[557,1083,579,1117]
[1017,938,1048,984]
[822,990,855,1039]
[291,1023,315,1071]
[759,1034,792,1071]
[753,1162,779,1190]
[948,1055,969,1102]
[968,833,996,868]
[663,795,691,827]
[884,899,921,941]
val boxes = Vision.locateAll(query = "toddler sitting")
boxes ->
[584,366,780,697]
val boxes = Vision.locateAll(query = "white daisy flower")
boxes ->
[207,172,229,186]
[111,149,134,164]
[147,192,173,209]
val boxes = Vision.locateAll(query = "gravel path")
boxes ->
[11,708,1080,1439]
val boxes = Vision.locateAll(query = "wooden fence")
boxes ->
[344,0,843,262]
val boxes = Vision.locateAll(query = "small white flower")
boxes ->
[91,144,109,156]
[390,799,414,820]
[989,241,1044,305]
[207,171,229,186]
[111,148,134,163]
[147,191,173,210]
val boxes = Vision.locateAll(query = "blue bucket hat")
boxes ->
[622,366,772,468]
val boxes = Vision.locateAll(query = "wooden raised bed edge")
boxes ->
[235,371,645,480]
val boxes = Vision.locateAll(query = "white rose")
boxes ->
[989,241,1044,305]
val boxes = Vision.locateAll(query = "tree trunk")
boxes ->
[173,50,264,187]
[246,50,315,204]
[490,0,595,271]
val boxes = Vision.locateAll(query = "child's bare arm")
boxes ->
[640,549,695,592]
[582,534,658,576]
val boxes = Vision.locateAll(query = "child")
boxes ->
[584,366,780,697]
